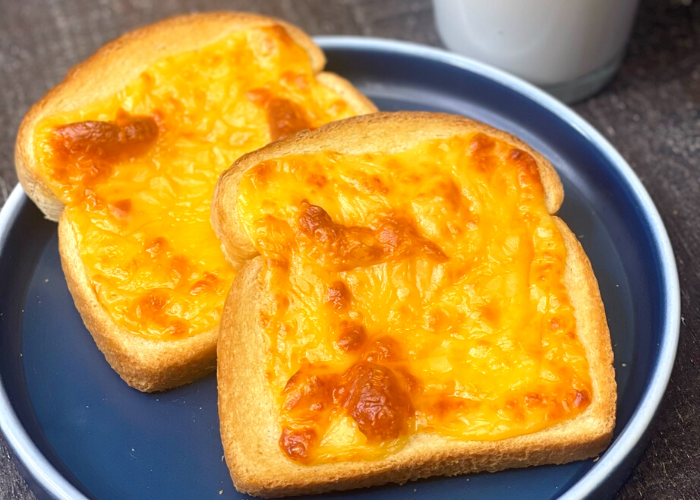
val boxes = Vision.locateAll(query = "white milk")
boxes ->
[434,0,639,101]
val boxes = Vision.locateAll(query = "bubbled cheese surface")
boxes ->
[33,25,358,340]
[236,133,593,464]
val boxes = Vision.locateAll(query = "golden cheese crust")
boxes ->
[14,12,377,392]
[212,112,563,271]
[16,11,374,221]
[59,216,219,391]
[214,112,616,497]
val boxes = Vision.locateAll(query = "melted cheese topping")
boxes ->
[236,133,593,464]
[33,25,358,340]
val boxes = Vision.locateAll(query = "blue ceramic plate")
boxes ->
[0,38,679,500]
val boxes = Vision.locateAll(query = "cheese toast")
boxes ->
[213,112,616,497]
[14,12,377,391]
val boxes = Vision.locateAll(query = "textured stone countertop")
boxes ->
[0,1,698,499]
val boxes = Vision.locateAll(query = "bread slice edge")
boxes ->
[211,112,563,271]
[218,219,616,497]
[215,114,616,497]
[58,214,219,392]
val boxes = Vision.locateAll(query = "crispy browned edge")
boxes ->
[14,11,378,392]
[214,112,616,497]
[58,216,219,392]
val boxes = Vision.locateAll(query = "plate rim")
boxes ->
[0,187,85,500]
[0,36,679,500]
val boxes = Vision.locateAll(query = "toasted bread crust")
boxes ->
[16,11,376,222]
[59,214,219,392]
[212,112,563,270]
[16,12,377,392]
[215,112,615,497]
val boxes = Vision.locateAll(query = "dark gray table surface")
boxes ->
[1,0,698,499]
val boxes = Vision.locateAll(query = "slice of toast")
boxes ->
[213,112,616,497]
[14,12,377,392]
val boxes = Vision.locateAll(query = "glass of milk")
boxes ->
[433,0,640,103]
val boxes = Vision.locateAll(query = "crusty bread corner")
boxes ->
[15,10,376,222]
[214,112,616,497]
[59,214,219,392]
[15,12,376,392]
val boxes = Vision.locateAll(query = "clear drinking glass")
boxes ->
[433,0,640,103]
